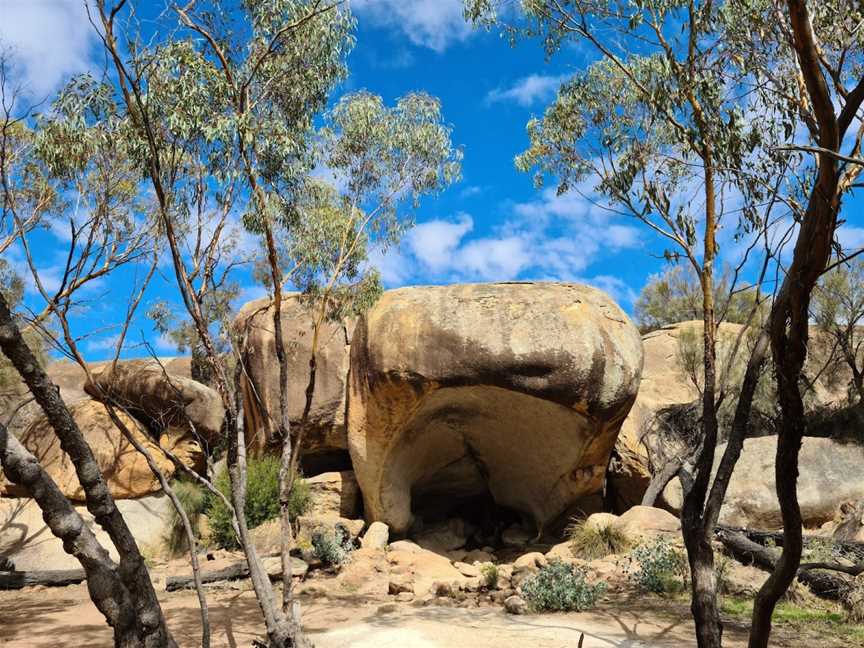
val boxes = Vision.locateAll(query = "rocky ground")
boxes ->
[2,503,861,647]
[0,571,853,647]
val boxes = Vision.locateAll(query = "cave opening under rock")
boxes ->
[409,488,527,550]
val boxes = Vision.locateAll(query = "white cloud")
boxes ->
[85,333,120,353]
[407,213,473,272]
[368,182,642,297]
[837,225,864,252]
[456,236,531,279]
[350,0,473,52]
[0,1,97,100]
[486,74,567,108]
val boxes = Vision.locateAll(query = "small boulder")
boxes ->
[612,506,680,539]
[361,521,390,550]
[453,561,480,578]
[545,542,577,563]
[504,595,528,615]
[513,552,547,571]
[337,547,389,596]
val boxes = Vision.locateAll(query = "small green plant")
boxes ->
[206,457,311,549]
[521,559,607,612]
[480,563,499,589]
[622,537,687,594]
[311,525,354,566]
[567,518,630,559]
[164,479,208,555]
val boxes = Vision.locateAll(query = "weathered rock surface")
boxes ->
[347,283,643,534]
[235,296,353,457]
[609,324,702,510]
[612,506,680,538]
[0,494,173,571]
[612,321,855,510]
[2,400,187,500]
[361,521,390,550]
[664,436,864,528]
[306,471,360,518]
[85,359,224,448]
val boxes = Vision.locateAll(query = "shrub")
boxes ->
[311,525,354,567]
[164,479,208,555]
[521,559,607,612]
[623,537,688,594]
[480,563,499,589]
[207,456,311,549]
[567,518,630,559]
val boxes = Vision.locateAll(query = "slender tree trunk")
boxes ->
[748,3,849,644]
[681,151,723,648]
[0,293,176,648]
[102,403,210,648]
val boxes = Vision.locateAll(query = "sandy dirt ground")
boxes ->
[0,583,844,648]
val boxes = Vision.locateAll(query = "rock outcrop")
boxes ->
[0,493,174,571]
[609,321,853,510]
[663,436,864,528]
[3,400,188,500]
[347,283,643,534]
[235,296,353,458]
[85,359,224,452]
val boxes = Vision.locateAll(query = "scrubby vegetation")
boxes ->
[480,563,499,589]
[208,457,311,550]
[567,518,630,559]
[164,479,208,556]
[310,526,354,567]
[723,595,864,644]
[622,538,688,595]
[521,560,607,612]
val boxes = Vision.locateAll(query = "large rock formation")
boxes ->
[235,296,353,458]
[609,321,853,509]
[347,283,643,534]
[85,359,225,449]
[2,400,187,500]
[663,436,864,528]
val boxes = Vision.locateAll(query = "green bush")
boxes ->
[311,525,354,566]
[207,456,311,549]
[567,519,630,559]
[480,563,499,589]
[521,560,606,612]
[164,479,208,555]
[623,537,688,594]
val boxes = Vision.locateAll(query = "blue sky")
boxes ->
[2,0,863,361]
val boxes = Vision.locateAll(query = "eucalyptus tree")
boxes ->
[811,258,864,404]
[466,2,793,644]
[722,2,864,645]
[0,49,176,647]
[89,1,458,645]
[635,264,761,333]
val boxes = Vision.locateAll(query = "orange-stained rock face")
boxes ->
[347,282,644,534]
[3,399,193,501]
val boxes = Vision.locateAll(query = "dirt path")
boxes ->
[2,583,838,648]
